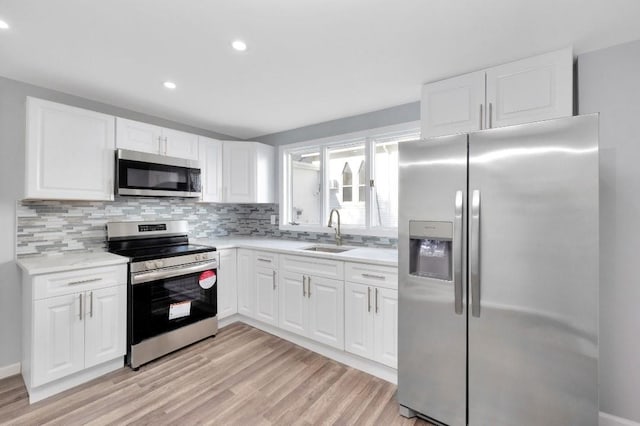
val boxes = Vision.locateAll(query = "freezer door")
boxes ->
[467,115,599,426]
[398,134,467,426]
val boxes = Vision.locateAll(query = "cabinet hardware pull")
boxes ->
[489,103,493,128]
[79,294,83,320]
[375,288,379,314]
[90,291,94,318]
[272,270,276,290]
[479,104,483,130]
[362,273,385,280]
[307,276,311,298]
[68,278,101,286]
[257,258,271,263]
[367,287,371,313]
[302,276,307,297]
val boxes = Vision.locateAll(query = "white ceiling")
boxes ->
[1,0,640,139]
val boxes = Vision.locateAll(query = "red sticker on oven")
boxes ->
[199,270,216,289]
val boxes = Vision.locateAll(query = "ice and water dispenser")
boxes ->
[409,221,453,281]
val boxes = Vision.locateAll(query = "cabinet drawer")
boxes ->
[33,265,127,300]
[280,255,344,280]
[254,251,278,269]
[345,262,397,289]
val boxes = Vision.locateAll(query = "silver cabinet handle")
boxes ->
[257,258,271,263]
[375,288,379,314]
[302,275,307,297]
[68,278,101,286]
[479,104,484,130]
[361,273,385,280]
[454,190,464,315]
[470,190,481,317]
[367,287,371,313]
[164,136,168,155]
[490,103,494,128]
[307,276,311,298]
[79,294,83,320]
[272,270,276,290]
[89,291,93,318]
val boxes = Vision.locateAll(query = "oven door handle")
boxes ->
[131,260,218,285]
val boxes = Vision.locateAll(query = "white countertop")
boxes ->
[195,237,398,267]
[17,251,130,275]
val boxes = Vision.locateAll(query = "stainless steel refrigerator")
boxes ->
[397,115,599,426]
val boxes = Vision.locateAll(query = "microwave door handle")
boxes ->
[131,260,218,285]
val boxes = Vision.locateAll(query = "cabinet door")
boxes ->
[344,282,374,359]
[223,142,256,203]
[236,249,254,318]
[25,98,115,201]
[421,71,486,138]
[217,249,238,319]
[278,271,307,337]
[199,137,224,202]
[373,287,398,368]
[32,294,85,387]
[163,128,199,160]
[84,286,126,369]
[486,48,572,129]
[115,117,162,154]
[307,276,344,350]
[254,266,278,326]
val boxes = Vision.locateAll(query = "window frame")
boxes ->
[279,121,420,237]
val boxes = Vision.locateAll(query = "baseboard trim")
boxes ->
[218,314,397,384]
[0,362,21,380]
[600,412,640,426]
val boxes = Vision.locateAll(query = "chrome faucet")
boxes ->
[327,208,342,246]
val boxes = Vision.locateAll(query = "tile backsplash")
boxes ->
[16,199,397,257]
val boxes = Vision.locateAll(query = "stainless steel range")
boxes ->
[107,220,218,369]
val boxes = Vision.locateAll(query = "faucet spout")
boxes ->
[327,209,342,246]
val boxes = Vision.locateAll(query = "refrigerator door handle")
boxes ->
[454,190,464,315]
[470,189,481,317]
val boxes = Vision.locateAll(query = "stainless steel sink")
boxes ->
[302,245,352,253]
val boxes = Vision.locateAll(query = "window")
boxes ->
[281,122,420,235]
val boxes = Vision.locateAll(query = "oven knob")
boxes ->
[201,253,208,260]
[195,254,201,261]
[154,260,164,268]
[145,261,155,270]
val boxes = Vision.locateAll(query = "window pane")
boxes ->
[372,140,399,228]
[328,143,365,226]
[290,151,321,225]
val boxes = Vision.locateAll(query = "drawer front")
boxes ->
[280,255,344,280]
[33,264,127,300]
[254,251,278,269]
[345,262,398,289]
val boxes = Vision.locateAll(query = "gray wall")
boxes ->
[0,76,238,368]
[255,101,420,146]
[578,39,640,423]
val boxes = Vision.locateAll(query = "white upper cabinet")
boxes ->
[116,117,199,160]
[199,139,275,203]
[486,49,573,128]
[25,97,115,201]
[421,71,486,138]
[421,47,573,138]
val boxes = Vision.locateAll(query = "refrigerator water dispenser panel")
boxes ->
[409,221,453,281]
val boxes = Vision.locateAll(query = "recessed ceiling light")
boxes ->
[231,40,247,52]
[0,20,9,30]
[163,81,177,90]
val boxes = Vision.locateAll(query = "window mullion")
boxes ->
[321,145,328,228]
[366,137,373,229]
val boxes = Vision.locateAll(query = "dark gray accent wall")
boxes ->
[255,101,420,146]
[578,39,640,423]
[0,75,239,368]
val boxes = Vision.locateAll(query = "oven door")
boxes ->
[116,149,201,198]
[130,266,217,345]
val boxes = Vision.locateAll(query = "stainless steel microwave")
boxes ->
[115,149,202,198]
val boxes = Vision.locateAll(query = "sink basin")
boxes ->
[302,245,352,253]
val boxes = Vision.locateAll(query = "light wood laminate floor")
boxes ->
[0,323,432,425]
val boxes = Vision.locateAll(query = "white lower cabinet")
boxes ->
[236,249,254,317]
[254,265,278,326]
[345,282,398,368]
[23,264,127,402]
[278,270,344,350]
[217,249,238,319]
